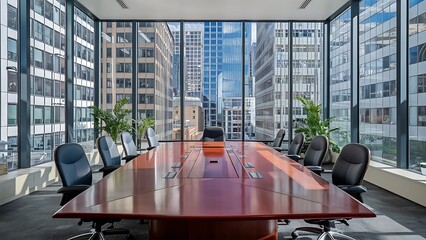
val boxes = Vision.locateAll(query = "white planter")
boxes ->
[331,152,339,163]
[420,162,426,175]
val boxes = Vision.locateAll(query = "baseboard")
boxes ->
[365,161,426,207]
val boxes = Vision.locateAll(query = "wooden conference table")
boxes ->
[53,141,375,240]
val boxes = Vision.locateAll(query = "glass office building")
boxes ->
[2,0,426,175]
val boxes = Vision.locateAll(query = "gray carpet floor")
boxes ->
[0,169,425,240]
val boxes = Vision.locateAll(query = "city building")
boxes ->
[172,96,205,140]
[100,22,174,140]
[254,22,323,140]
[222,97,255,140]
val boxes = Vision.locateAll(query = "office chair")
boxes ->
[54,143,130,240]
[288,135,329,176]
[291,143,371,240]
[272,129,286,152]
[120,131,140,161]
[146,127,159,150]
[201,126,225,142]
[97,136,128,176]
[285,133,305,156]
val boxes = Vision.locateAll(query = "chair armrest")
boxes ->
[273,147,283,152]
[337,185,367,195]
[99,165,120,172]
[99,166,120,176]
[146,146,156,151]
[57,185,90,194]
[305,166,324,175]
[286,154,302,161]
[122,155,138,162]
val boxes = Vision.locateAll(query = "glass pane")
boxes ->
[74,7,95,149]
[409,1,426,172]
[291,22,324,148]
[137,22,174,141]
[330,8,351,148]
[29,0,66,166]
[359,0,397,166]
[101,21,134,142]
[2,2,19,170]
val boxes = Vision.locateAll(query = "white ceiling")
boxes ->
[77,0,349,21]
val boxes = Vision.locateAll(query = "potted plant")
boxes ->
[91,98,132,143]
[421,162,426,175]
[294,97,341,162]
[134,117,155,148]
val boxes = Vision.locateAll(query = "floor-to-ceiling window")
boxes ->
[409,0,426,171]
[73,7,95,149]
[359,0,397,166]
[252,22,323,143]
[100,21,175,145]
[330,9,351,148]
[291,22,324,140]
[29,0,68,166]
[1,1,19,170]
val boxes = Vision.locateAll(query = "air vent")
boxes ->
[299,0,312,9]
[116,0,129,9]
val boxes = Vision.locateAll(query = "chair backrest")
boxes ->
[97,136,122,167]
[332,143,370,186]
[146,127,159,149]
[272,129,286,147]
[121,131,137,156]
[288,133,304,155]
[201,127,225,142]
[303,135,329,167]
[54,143,92,187]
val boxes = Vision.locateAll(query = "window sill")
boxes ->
[365,161,426,207]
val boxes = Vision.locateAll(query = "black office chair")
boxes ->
[120,131,140,161]
[285,133,305,156]
[54,143,130,240]
[146,127,159,150]
[288,135,329,175]
[201,126,225,142]
[291,143,371,240]
[97,136,129,176]
[272,129,286,152]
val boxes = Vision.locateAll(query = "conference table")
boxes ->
[53,141,375,239]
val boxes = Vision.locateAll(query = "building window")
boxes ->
[7,104,17,125]
[7,5,17,30]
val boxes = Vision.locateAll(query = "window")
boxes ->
[34,0,44,15]
[7,38,17,61]
[8,5,18,30]
[33,48,44,68]
[8,104,17,125]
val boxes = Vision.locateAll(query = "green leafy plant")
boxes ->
[91,98,132,143]
[294,97,341,154]
[134,117,155,146]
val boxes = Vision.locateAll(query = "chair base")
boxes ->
[67,222,130,240]
[291,226,356,240]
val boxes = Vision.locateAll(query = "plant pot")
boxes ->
[331,152,339,163]
[0,162,8,175]
[420,162,426,175]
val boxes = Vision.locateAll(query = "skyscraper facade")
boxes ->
[254,22,323,140]
[100,22,174,140]
[170,24,203,98]
[203,22,224,127]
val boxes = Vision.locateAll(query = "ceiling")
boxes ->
[77,0,349,21]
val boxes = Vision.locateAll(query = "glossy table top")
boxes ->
[53,142,375,220]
